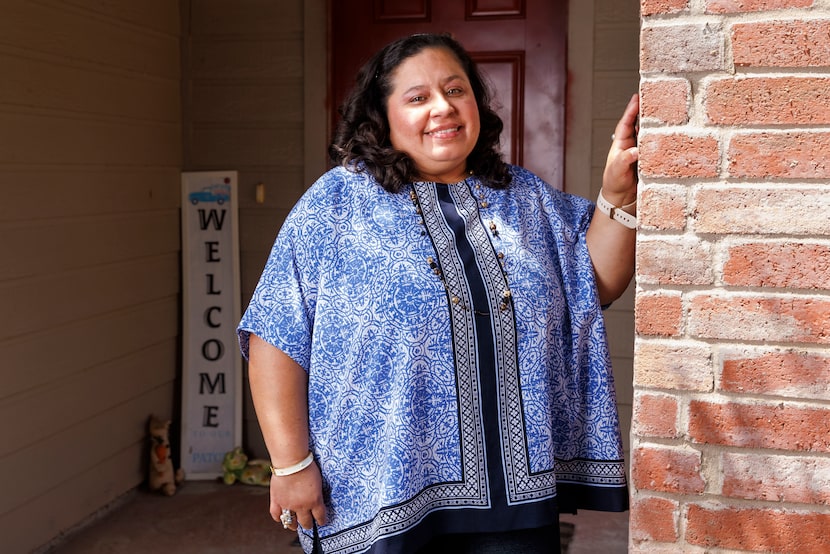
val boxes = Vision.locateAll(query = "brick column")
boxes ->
[632,1,830,552]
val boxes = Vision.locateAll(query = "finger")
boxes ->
[604,147,639,194]
[281,518,298,532]
[276,506,299,531]
[612,94,640,143]
[606,145,638,176]
[621,145,639,165]
[612,126,636,146]
[624,93,639,120]
[614,147,639,180]
[296,510,316,530]
[271,504,283,524]
[312,502,329,526]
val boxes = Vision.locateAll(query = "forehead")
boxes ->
[389,47,468,87]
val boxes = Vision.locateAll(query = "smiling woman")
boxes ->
[239,33,639,554]
[329,33,510,194]
[385,47,481,184]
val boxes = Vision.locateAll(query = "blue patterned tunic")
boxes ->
[238,165,627,553]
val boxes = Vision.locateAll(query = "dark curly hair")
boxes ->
[329,33,511,193]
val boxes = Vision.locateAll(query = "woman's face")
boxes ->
[386,47,480,184]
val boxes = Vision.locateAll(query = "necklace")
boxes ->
[410,181,513,317]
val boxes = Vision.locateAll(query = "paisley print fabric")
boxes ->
[238,165,627,553]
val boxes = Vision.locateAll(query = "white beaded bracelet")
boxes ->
[270,451,314,476]
[596,188,637,229]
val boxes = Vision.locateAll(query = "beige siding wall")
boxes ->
[181,0,308,457]
[0,1,182,552]
[592,0,640,463]
[568,0,640,466]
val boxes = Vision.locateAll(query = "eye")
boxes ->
[447,87,464,96]
[408,95,426,103]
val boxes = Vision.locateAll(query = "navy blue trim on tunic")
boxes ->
[353,182,560,554]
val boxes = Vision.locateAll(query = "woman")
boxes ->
[239,33,639,553]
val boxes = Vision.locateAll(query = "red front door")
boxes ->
[330,0,567,188]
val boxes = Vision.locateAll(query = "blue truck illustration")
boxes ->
[188,183,231,205]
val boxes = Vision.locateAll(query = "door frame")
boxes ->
[302,0,594,199]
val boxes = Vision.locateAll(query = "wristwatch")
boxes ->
[596,189,637,229]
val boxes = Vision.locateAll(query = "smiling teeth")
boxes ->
[430,127,460,137]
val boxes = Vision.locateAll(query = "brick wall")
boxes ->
[632,1,830,552]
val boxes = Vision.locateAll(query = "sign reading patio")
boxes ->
[180,171,242,479]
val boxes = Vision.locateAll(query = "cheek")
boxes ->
[464,104,481,139]
[389,112,421,147]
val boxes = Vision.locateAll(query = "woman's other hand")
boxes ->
[248,335,328,531]
[270,459,328,532]
[587,93,640,304]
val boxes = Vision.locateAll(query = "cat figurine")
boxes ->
[147,415,185,496]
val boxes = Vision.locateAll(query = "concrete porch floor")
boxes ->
[41,481,628,553]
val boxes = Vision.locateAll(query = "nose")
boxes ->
[430,93,454,115]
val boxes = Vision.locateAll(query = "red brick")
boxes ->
[635,292,683,337]
[633,393,680,438]
[721,349,830,400]
[642,0,689,16]
[641,79,691,125]
[641,24,726,73]
[706,0,813,13]
[634,341,713,391]
[638,133,720,179]
[723,242,830,290]
[630,496,679,543]
[637,238,712,286]
[693,188,830,235]
[728,131,830,178]
[686,504,830,551]
[705,76,830,125]
[688,400,830,452]
[733,20,830,67]
[688,293,830,345]
[632,446,706,494]
[638,185,687,231]
[722,452,830,505]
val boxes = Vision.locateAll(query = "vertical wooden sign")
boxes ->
[180,171,242,479]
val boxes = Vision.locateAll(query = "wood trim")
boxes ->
[465,0,526,20]
[373,0,431,22]
[472,51,525,167]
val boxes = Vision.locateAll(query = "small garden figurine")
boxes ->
[222,446,270,487]
[147,415,185,496]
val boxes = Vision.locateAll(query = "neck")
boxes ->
[418,169,472,184]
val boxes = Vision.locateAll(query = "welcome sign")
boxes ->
[180,171,242,478]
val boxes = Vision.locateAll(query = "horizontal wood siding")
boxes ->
[183,0,307,457]
[591,0,640,463]
[0,1,182,551]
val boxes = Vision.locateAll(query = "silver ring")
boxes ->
[280,508,295,528]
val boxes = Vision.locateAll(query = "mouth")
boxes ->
[426,125,462,138]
